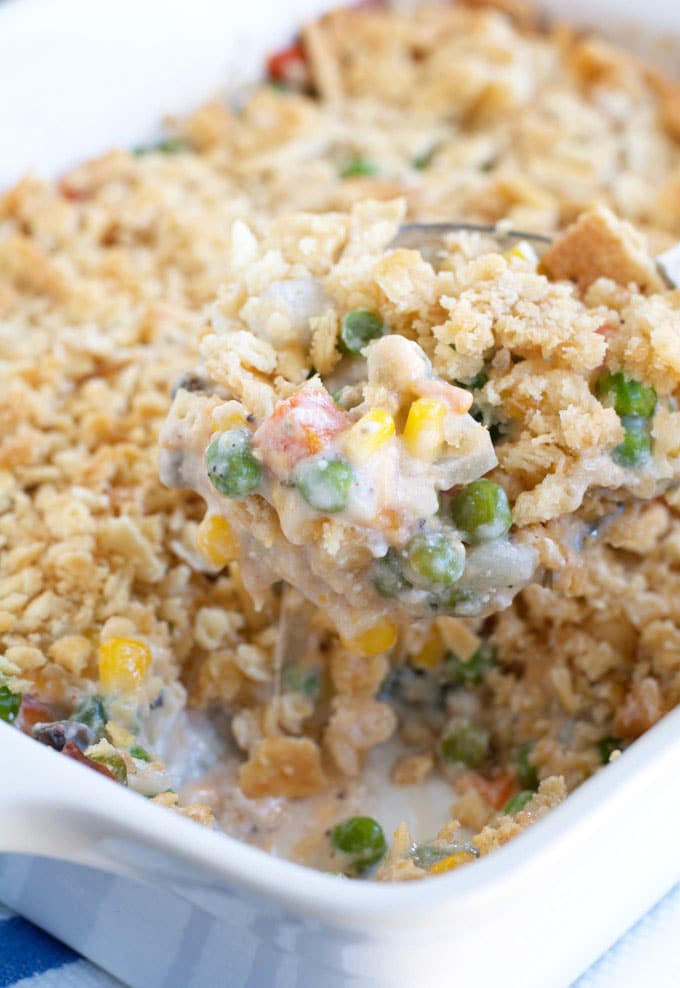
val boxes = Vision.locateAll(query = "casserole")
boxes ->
[2,0,680,984]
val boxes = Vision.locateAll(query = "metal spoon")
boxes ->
[391,221,680,288]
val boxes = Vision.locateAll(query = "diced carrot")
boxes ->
[456,770,517,811]
[62,741,117,781]
[18,695,56,733]
[429,851,476,875]
[58,178,90,202]
[412,378,473,415]
[252,385,349,476]
[266,42,307,84]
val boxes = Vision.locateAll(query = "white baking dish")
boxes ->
[2,1,680,985]
[3,712,680,988]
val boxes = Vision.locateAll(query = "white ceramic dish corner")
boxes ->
[2,1,680,986]
[3,712,680,988]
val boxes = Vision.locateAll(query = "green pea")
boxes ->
[440,585,484,615]
[503,790,534,815]
[90,752,128,785]
[129,744,152,762]
[444,642,497,687]
[596,370,656,418]
[450,479,512,543]
[402,532,465,590]
[464,370,489,391]
[597,736,622,764]
[132,136,187,156]
[515,743,539,790]
[0,685,21,723]
[340,158,377,179]
[612,416,651,468]
[294,456,353,513]
[282,665,321,700]
[330,816,386,870]
[339,310,385,355]
[412,145,438,170]
[71,695,107,739]
[372,549,409,598]
[207,429,261,498]
[441,717,490,767]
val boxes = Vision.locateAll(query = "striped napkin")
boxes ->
[0,906,119,987]
[2,886,680,987]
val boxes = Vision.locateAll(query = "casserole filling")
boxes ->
[161,202,677,644]
[3,1,680,879]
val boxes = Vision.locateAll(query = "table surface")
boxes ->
[2,885,680,988]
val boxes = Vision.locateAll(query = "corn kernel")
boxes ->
[196,514,238,567]
[412,627,444,669]
[210,404,247,433]
[98,638,151,693]
[105,720,136,748]
[342,618,398,657]
[403,398,447,461]
[504,240,539,268]
[428,852,475,875]
[344,409,395,463]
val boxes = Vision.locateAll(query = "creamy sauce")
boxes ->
[160,333,539,637]
[177,729,455,862]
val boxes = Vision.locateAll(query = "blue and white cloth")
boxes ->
[3,887,680,987]
[0,906,120,988]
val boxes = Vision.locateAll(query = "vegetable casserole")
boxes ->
[3,1,680,880]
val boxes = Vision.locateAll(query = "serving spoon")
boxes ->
[391,221,680,288]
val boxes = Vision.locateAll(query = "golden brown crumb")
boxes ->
[375,822,426,882]
[541,207,665,292]
[177,802,216,827]
[301,20,344,104]
[324,697,398,776]
[435,618,480,662]
[105,721,135,748]
[451,789,494,831]
[603,502,670,555]
[151,791,180,809]
[391,753,434,786]
[474,776,567,855]
[330,646,389,696]
[238,736,327,798]
[47,635,92,677]
[614,676,664,739]
[459,0,538,31]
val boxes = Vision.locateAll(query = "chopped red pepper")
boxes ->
[62,741,117,781]
[18,695,56,734]
[456,770,517,811]
[266,42,307,84]
[253,384,349,476]
[58,178,90,202]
